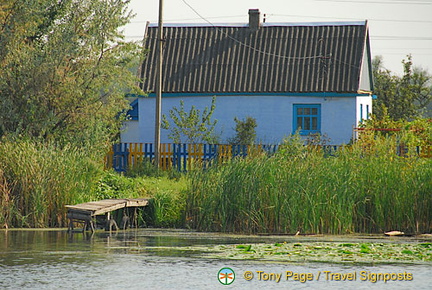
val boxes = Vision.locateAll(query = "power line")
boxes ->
[373,48,432,50]
[130,15,245,24]
[179,0,333,62]
[373,52,432,55]
[133,13,432,25]
[315,0,432,5]
[372,36,432,40]
[268,13,432,24]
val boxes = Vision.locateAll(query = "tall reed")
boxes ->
[187,136,432,234]
[0,138,102,228]
[0,137,189,228]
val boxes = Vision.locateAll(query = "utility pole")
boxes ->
[154,0,163,168]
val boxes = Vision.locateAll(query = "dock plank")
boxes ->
[66,198,150,232]
[66,198,149,216]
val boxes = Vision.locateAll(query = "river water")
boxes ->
[0,229,430,289]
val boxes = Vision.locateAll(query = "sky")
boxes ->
[122,0,432,76]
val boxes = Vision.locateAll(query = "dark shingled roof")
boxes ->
[139,21,371,94]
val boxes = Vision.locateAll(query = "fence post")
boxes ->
[105,145,114,170]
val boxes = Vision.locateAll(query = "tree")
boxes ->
[161,97,218,144]
[372,55,432,121]
[0,0,142,151]
[411,67,432,118]
[227,116,257,145]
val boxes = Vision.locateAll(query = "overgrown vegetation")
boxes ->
[0,138,101,228]
[359,115,432,149]
[0,138,187,228]
[2,124,431,231]
[187,133,432,235]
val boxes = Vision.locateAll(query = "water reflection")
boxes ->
[0,229,431,289]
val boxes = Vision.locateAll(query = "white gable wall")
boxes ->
[121,95,367,145]
[356,95,373,125]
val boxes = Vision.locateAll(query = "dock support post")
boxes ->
[67,218,74,233]
[105,212,119,231]
[84,220,95,232]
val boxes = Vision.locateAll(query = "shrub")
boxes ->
[95,170,146,200]
[227,116,257,145]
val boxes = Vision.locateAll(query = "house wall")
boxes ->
[320,96,357,144]
[356,94,373,140]
[356,95,373,124]
[121,94,366,145]
[120,120,141,143]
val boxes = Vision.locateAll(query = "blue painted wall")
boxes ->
[121,93,372,145]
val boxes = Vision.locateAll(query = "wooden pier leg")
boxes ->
[112,219,119,231]
[133,208,138,228]
[106,219,119,232]
[83,218,95,233]
[105,212,119,231]
[121,208,130,230]
[121,216,129,230]
[105,212,110,231]
[68,218,74,233]
[89,219,95,232]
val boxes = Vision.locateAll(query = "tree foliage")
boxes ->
[360,113,432,149]
[161,97,218,144]
[227,116,257,145]
[372,55,432,121]
[0,0,142,151]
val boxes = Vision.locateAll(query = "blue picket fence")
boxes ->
[105,143,431,172]
[105,143,279,172]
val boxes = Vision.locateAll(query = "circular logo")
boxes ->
[218,267,235,285]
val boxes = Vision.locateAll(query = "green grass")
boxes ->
[138,176,188,228]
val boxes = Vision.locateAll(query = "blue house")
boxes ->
[122,9,374,145]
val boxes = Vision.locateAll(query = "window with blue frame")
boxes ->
[127,99,139,120]
[293,104,321,135]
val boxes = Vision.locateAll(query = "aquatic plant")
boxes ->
[204,241,432,263]
[187,135,432,234]
[0,138,103,227]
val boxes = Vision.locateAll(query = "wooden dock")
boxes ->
[66,198,150,232]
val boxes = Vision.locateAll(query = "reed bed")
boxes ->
[187,136,432,234]
[0,137,188,228]
[0,139,103,228]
